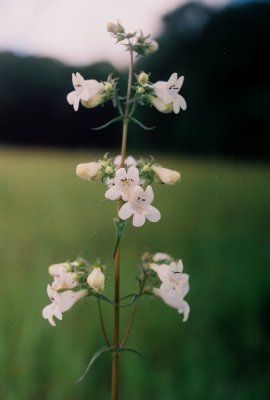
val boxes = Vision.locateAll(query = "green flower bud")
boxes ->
[105,165,113,175]
[104,82,113,92]
[137,86,145,94]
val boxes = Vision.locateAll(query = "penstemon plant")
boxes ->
[42,21,189,400]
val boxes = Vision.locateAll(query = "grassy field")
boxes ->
[1,147,270,400]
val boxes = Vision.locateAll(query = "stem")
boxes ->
[120,274,147,348]
[97,298,111,348]
[111,47,134,400]
[120,47,134,167]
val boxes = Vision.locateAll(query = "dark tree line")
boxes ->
[0,1,269,160]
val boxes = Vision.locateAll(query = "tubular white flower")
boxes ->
[48,262,77,290]
[76,162,102,181]
[87,267,105,292]
[152,165,181,185]
[105,166,140,202]
[42,285,87,326]
[119,185,161,227]
[152,73,187,114]
[67,72,105,111]
[113,155,137,168]
[151,260,190,321]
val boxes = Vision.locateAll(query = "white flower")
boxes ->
[152,252,172,263]
[76,162,102,181]
[151,260,190,321]
[87,267,105,292]
[152,73,187,114]
[105,166,140,202]
[48,262,77,290]
[42,285,87,326]
[152,165,181,184]
[113,155,137,168]
[67,72,105,111]
[119,185,161,227]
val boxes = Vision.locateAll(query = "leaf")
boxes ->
[96,293,116,306]
[113,218,126,258]
[92,116,123,131]
[75,346,111,384]
[119,346,144,358]
[130,117,156,130]
[119,293,139,308]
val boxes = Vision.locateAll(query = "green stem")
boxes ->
[111,47,134,400]
[120,274,147,348]
[97,298,111,348]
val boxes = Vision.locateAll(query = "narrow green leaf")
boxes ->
[119,293,139,308]
[113,218,126,258]
[130,117,156,130]
[97,293,116,306]
[92,116,123,131]
[119,346,144,358]
[75,346,111,384]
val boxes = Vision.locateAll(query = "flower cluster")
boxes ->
[141,252,190,321]
[76,155,181,227]
[107,22,158,56]
[135,71,187,114]
[67,71,186,115]
[67,72,117,112]
[42,260,106,326]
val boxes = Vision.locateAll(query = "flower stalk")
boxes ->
[42,21,189,400]
[111,45,134,400]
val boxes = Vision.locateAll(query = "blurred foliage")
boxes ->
[1,148,270,399]
[0,1,269,159]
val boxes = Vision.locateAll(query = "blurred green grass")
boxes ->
[1,147,270,400]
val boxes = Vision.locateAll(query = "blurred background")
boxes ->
[1,0,270,399]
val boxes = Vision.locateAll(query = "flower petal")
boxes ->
[67,91,76,105]
[144,185,154,203]
[151,263,169,282]
[118,202,134,220]
[146,205,161,222]
[178,300,190,322]
[58,289,87,313]
[80,88,90,101]
[168,73,178,86]
[133,212,146,227]
[73,96,80,111]
[173,98,181,114]
[176,75,184,90]
[127,166,139,182]
[105,186,121,200]
[178,94,187,111]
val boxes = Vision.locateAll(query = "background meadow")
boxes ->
[1,147,270,400]
[1,1,270,398]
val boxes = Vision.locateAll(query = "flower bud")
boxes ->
[152,165,181,185]
[142,164,150,173]
[146,39,159,54]
[105,165,113,175]
[107,22,125,34]
[104,81,113,92]
[138,72,149,87]
[137,86,145,94]
[87,268,105,292]
[76,162,102,181]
